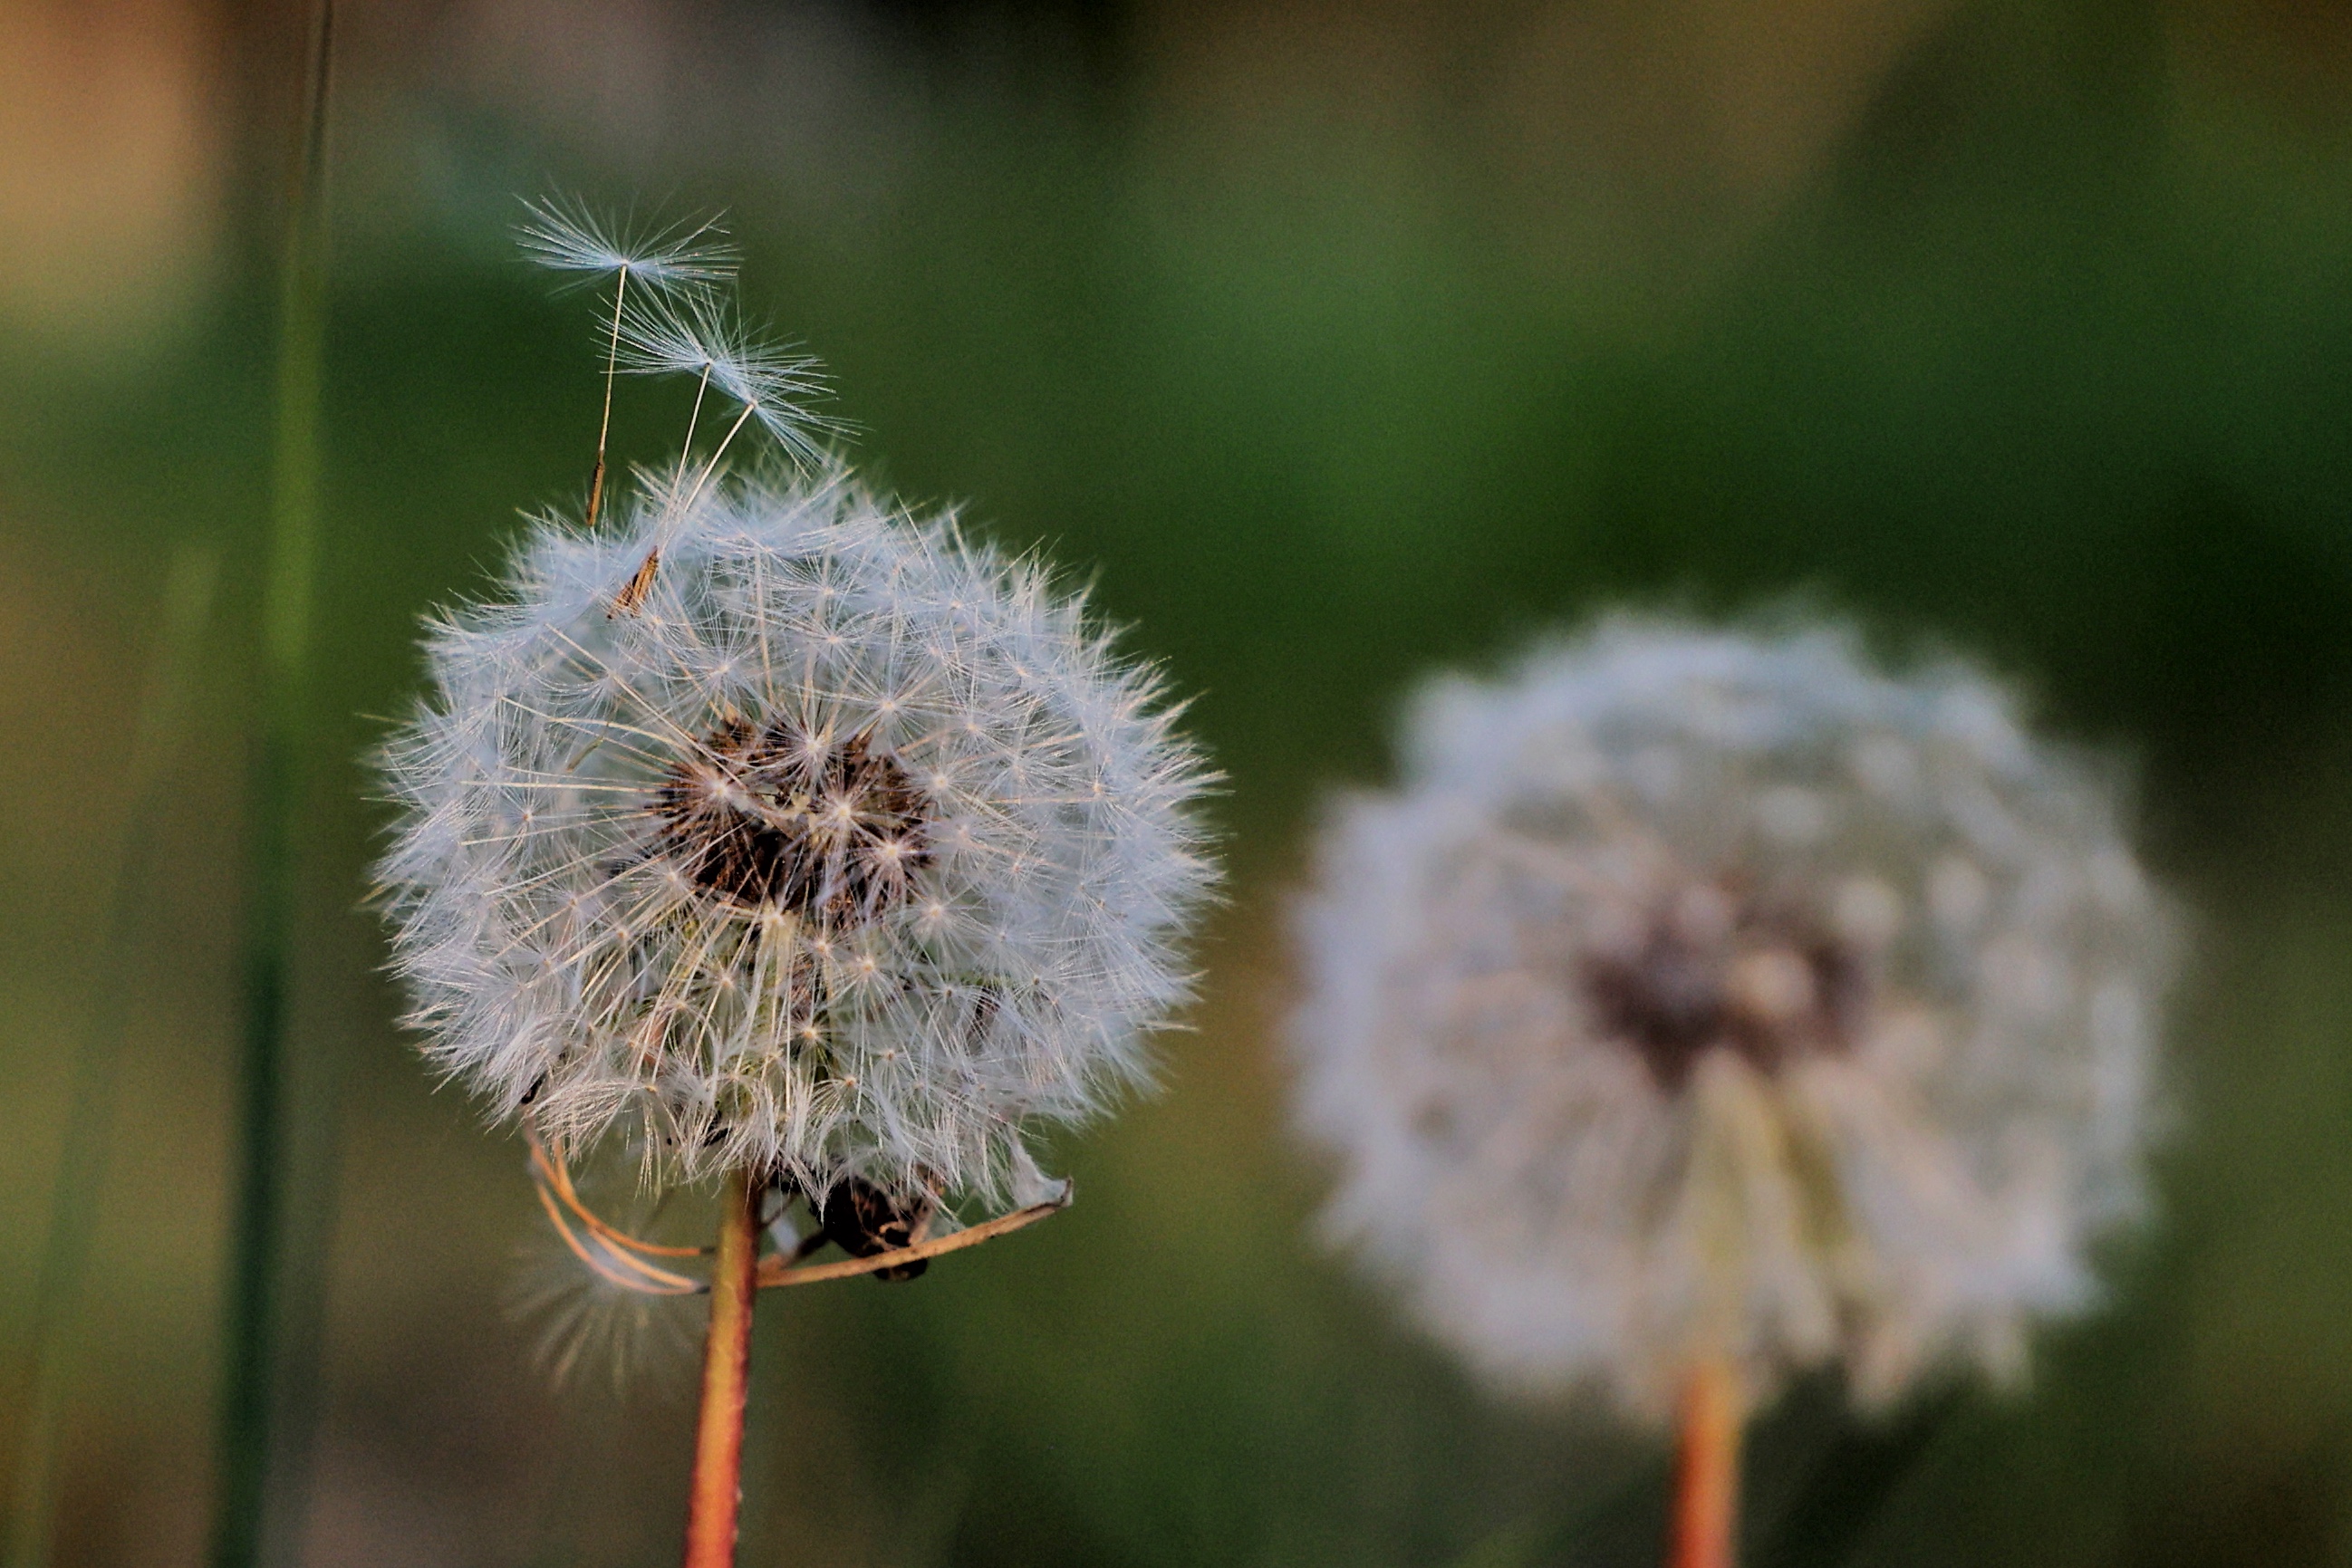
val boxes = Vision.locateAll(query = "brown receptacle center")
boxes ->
[1581,886,1864,1092]
[652,717,931,923]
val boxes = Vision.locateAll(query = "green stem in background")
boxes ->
[212,5,333,1567]
[3,547,220,1568]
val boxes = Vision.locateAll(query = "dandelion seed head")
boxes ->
[377,466,1217,1205]
[1289,618,2178,1421]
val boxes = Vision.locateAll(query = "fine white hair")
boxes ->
[616,286,841,466]
[1289,618,2177,1421]
[376,467,1217,1202]
[515,196,738,290]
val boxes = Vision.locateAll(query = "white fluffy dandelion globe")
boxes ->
[1289,619,2177,1419]
[377,468,1216,1201]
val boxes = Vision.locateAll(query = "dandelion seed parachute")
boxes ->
[1289,619,2177,1421]
[375,470,1215,1207]
[617,287,842,467]
[515,196,739,289]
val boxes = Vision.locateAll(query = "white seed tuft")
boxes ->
[515,195,739,290]
[616,285,843,467]
[1288,618,2179,1421]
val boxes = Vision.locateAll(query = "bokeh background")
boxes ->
[9,0,2352,1563]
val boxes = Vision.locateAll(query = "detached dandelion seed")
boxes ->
[1288,619,2177,1568]
[377,207,1217,1567]
[516,197,738,288]
[516,197,741,531]
[617,284,843,474]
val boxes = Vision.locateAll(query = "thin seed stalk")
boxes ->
[1669,1357,1743,1568]
[683,1168,760,1568]
[584,264,627,531]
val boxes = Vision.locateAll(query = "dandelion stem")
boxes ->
[1669,1357,1743,1568]
[214,2,333,1564]
[682,1168,760,1568]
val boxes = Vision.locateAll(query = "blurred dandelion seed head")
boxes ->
[375,213,1217,1206]
[1289,619,2178,1421]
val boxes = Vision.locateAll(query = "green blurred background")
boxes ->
[9,0,2352,1563]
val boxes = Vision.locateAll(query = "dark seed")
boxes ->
[816,1174,939,1283]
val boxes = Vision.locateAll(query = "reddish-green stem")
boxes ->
[682,1169,760,1568]
[1670,1357,1743,1568]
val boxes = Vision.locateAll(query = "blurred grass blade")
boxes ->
[213,2,333,1565]
[4,544,221,1568]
